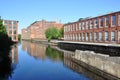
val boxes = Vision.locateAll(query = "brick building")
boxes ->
[64,11,120,44]
[3,20,18,42]
[21,19,63,40]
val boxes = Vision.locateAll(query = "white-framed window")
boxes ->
[118,15,120,26]
[90,20,93,29]
[118,31,120,42]
[86,21,88,30]
[94,32,98,42]
[70,25,72,31]
[99,32,103,42]
[73,34,75,40]
[111,15,116,26]
[86,33,89,41]
[82,22,84,30]
[81,33,84,41]
[94,19,98,28]
[111,31,115,42]
[79,23,81,30]
[105,16,109,27]
[105,31,109,42]
[89,32,92,41]
[100,17,103,28]
[79,33,81,41]
[68,25,70,32]
[73,24,75,31]
[76,24,78,31]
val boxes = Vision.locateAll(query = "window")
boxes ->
[9,26,12,30]
[111,31,115,42]
[73,24,75,31]
[118,31,120,42]
[14,36,16,40]
[105,16,109,27]
[86,21,88,30]
[94,32,98,42]
[99,32,103,41]
[70,25,72,31]
[119,15,120,26]
[13,21,17,25]
[82,22,84,30]
[81,33,84,41]
[90,20,93,29]
[105,31,109,42]
[73,34,75,40]
[100,17,103,28]
[9,30,12,34]
[14,26,16,29]
[86,33,89,41]
[112,15,116,26]
[75,24,78,31]
[94,19,98,28]
[79,33,81,41]
[79,23,81,30]
[89,32,92,41]
[14,30,16,34]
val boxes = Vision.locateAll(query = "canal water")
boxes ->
[1,41,91,80]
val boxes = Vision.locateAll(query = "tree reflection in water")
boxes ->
[0,56,13,80]
[46,45,63,62]
[0,44,17,80]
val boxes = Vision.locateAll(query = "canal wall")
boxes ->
[73,50,120,79]
[58,41,120,56]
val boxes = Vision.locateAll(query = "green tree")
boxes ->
[45,27,59,41]
[58,27,64,39]
[0,19,13,54]
[0,20,7,35]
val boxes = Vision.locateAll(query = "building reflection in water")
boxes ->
[22,41,46,60]
[10,44,18,64]
[21,41,63,62]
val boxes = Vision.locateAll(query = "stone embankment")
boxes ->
[73,50,120,79]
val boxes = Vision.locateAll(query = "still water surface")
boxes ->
[4,41,90,80]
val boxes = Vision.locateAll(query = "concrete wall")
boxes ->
[74,50,120,78]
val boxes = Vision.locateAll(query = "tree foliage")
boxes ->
[45,27,64,41]
[45,27,59,41]
[58,27,63,38]
[0,19,13,53]
[0,20,7,35]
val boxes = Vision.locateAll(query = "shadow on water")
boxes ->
[0,56,13,80]
[0,44,18,80]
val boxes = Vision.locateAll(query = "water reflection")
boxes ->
[21,41,120,80]
[22,41,46,60]
[0,44,18,80]
[46,46,63,62]
[22,41,63,62]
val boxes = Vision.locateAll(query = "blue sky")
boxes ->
[0,0,120,34]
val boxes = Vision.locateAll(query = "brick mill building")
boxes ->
[21,19,63,40]
[3,20,18,42]
[64,11,120,44]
